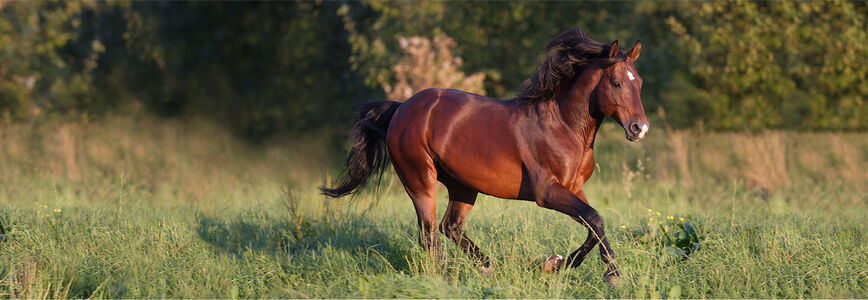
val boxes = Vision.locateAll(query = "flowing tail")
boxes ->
[320,100,401,198]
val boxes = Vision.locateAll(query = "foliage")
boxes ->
[339,1,640,99]
[0,1,111,116]
[343,1,866,130]
[383,34,485,101]
[116,2,378,139]
[1,1,377,139]
[0,80,30,121]
[665,1,867,130]
[659,221,704,259]
[0,1,866,137]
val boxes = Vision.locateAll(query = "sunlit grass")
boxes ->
[0,117,865,298]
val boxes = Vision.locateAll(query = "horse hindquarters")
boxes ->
[387,89,510,270]
[388,126,493,271]
[386,101,443,263]
[389,148,441,262]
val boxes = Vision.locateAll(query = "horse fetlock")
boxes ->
[480,265,496,277]
[604,268,622,283]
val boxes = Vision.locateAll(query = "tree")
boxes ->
[383,34,485,101]
[664,0,867,130]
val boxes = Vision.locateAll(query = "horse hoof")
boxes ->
[542,254,564,273]
[604,271,622,284]
[481,266,496,277]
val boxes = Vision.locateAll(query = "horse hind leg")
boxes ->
[438,183,492,274]
[390,151,442,265]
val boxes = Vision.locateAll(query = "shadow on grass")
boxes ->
[196,212,413,272]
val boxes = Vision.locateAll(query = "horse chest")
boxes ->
[561,148,595,194]
[577,149,596,182]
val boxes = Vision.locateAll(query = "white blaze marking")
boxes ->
[638,123,649,139]
[627,70,635,81]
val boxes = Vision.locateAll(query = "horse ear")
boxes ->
[628,40,641,61]
[607,40,620,58]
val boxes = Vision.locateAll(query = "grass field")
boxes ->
[1,117,866,298]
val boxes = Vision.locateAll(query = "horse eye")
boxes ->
[611,80,621,88]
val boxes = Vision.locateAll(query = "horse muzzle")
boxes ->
[624,121,649,142]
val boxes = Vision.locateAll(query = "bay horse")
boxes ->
[321,27,647,282]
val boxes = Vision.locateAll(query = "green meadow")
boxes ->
[0,118,865,298]
[2,1,866,298]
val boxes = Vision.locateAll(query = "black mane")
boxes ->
[515,27,626,104]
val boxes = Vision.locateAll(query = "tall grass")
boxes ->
[0,117,865,298]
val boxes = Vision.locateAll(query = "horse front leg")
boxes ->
[536,183,620,282]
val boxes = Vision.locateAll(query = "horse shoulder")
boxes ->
[570,148,597,195]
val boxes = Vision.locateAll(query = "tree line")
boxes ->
[1,1,865,139]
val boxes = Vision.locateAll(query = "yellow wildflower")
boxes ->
[620,225,626,229]
[43,205,48,209]
[656,211,661,216]
[667,216,674,220]
[679,217,685,222]
[647,209,653,213]
[649,217,654,222]
[54,208,62,213]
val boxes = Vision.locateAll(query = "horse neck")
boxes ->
[552,69,603,146]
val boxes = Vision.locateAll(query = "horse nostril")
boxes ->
[629,123,640,134]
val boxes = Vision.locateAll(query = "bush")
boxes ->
[0,80,31,121]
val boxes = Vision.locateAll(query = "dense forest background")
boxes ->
[1,1,866,141]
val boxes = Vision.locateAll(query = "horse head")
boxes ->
[593,40,649,142]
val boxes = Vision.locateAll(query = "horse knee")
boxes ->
[573,209,603,230]
[586,211,603,229]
